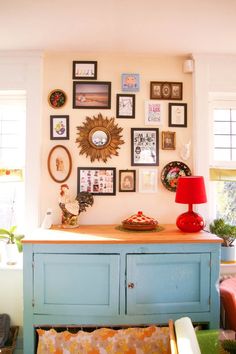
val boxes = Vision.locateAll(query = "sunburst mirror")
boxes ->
[76,113,124,162]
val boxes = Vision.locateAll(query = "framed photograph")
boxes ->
[131,128,159,166]
[121,73,140,92]
[77,167,116,195]
[48,89,67,108]
[47,145,72,183]
[169,103,187,127]
[119,170,136,192]
[162,131,176,150]
[139,168,158,193]
[150,81,182,100]
[116,94,135,118]
[50,115,69,140]
[145,100,163,125]
[73,81,111,109]
[72,61,97,80]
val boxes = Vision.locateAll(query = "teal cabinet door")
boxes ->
[126,253,210,315]
[34,253,120,316]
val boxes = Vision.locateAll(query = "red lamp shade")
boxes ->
[175,176,207,232]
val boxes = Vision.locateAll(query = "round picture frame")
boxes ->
[161,161,191,192]
[48,89,67,109]
[47,145,72,183]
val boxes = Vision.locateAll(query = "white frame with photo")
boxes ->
[139,168,158,193]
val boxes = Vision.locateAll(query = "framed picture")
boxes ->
[48,89,67,108]
[50,115,69,140]
[150,81,182,100]
[162,131,176,150]
[131,128,159,166]
[77,167,116,195]
[73,81,111,109]
[119,170,136,192]
[169,103,187,127]
[116,94,135,118]
[47,145,72,183]
[139,168,158,193]
[72,61,97,80]
[121,73,140,92]
[145,100,163,125]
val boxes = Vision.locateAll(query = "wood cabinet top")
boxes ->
[22,224,222,245]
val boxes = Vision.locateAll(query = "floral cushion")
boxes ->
[37,326,170,354]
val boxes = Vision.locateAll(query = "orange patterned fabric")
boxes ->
[37,326,170,354]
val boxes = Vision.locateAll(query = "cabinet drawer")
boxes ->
[34,253,120,316]
[126,253,210,315]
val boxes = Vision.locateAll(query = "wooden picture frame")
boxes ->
[139,168,158,193]
[73,81,111,109]
[47,145,72,183]
[145,100,163,125]
[72,61,97,80]
[162,131,176,150]
[116,94,135,118]
[50,115,69,140]
[150,81,182,100]
[121,73,140,92]
[131,128,159,166]
[169,103,187,127]
[77,167,116,195]
[119,170,136,192]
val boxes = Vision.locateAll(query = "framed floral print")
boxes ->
[50,115,69,140]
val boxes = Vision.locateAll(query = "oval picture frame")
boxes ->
[47,145,72,183]
[48,89,67,109]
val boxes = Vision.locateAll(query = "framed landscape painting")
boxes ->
[73,81,111,109]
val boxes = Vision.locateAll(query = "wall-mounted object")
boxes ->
[72,61,97,80]
[48,89,67,108]
[131,128,159,166]
[116,94,135,118]
[73,81,111,109]
[139,168,158,193]
[150,81,182,100]
[119,170,136,192]
[145,100,163,126]
[162,131,176,150]
[183,59,194,74]
[50,115,69,140]
[47,145,72,183]
[76,113,124,163]
[77,167,116,195]
[160,161,191,192]
[168,103,187,127]
[121,73,140,92]
[180,141,191,160]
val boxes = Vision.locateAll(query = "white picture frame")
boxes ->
[139,168,158,193]
[145,100,163,125]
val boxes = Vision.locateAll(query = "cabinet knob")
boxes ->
[128,282,135,289]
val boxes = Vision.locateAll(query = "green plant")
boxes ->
[221,339,236,353]
[0,226,24,252]
[209,218,236,247]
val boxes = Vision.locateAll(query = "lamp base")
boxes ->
[176,211,205,233]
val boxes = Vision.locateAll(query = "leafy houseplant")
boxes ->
[0,226,24,252]
[209,219,236,247]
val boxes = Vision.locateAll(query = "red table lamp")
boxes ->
[175,176,207,232]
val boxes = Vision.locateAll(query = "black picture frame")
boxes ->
[72,61,97,80]
[150,81,183,100]
[73,81,111,109]
[119,170,136,192]
[50,115,69,140]
[77,167,116,195]
[116,94,135,118]
[168,103,187,127]
[131,128,159,166]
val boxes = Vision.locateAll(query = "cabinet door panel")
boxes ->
[126,253,210,315]
[34,254,120,315]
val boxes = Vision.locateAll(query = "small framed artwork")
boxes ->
[48,89,67,108]
[72,61,97,80]
[139,168,158,193]
[50,115,69,140]
[73,81,111,109]
[162,131,176,150]
[119,170,136,192]
[145,100,163,125]
[77,167,116,195]
[121,73,140,92]
[131,128,159,166]
[168,103,187,127]
[47,145,72,183]
[150,81,182,100]
[116,94,135,118]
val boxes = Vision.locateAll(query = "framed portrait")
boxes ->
[119,170,136,192]
[72,61,97,80]
[162,131,176,150]
[131,128,159,166]
[77,167,116,195]
[169,103,187,127]
[139,168,158,193]
[145,100,163,125]
[121,73,140,92]
[73,81,111,109]
[47,145,72,183]
[116,94,135,118]
[150,81,182,100]
[50,115,69,140]
[48,89,67,108]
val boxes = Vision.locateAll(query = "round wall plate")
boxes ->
[161,161,191,192]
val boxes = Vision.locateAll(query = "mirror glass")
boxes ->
[91,130,108,147]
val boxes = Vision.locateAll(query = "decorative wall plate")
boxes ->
[161,161,191,192]
[48,89,67,108]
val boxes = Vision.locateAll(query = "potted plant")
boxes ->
[209,218,236,261]
[0,226,24,265]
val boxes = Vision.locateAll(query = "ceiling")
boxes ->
[1,0,236,56]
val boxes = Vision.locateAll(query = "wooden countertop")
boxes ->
[22,224,222,244]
